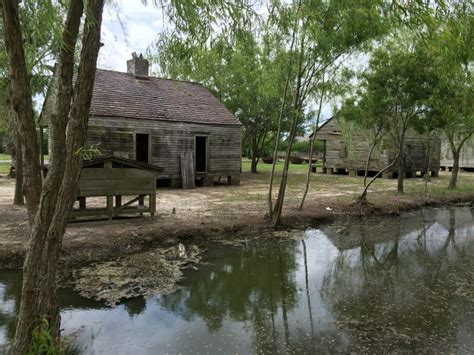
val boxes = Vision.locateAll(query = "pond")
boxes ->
[1,207,473,353]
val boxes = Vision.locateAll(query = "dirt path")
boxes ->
[1,170,473,270]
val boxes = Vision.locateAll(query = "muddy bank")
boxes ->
[1,192,472,271]
[0,171,473,294]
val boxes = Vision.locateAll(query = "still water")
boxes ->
[1,207,473,353]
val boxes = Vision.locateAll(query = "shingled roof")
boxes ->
[87,69,241,125]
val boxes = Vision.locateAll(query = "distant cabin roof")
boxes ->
[309,116,335,138]
[88,69,241,125]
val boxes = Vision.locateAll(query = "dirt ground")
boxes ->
[1,169,473,271]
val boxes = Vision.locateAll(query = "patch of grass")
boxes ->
[221,192,263,203]
[0,163,10,174]
[28,319,61,355]
[241,158,322,174]
[0,154,49,161]
[241,161,474,202]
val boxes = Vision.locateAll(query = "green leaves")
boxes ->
[27,319,60,355]
[0,0,64,98]
[74,144,101,160]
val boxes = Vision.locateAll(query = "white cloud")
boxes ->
[97,0,165,72]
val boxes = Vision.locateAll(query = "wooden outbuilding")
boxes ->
[72,155,162,220]
[313,117,441,178]
[42,53,242,188]
[440,137,474,171]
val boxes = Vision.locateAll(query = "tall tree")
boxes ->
[339,2,473,197]
[339,80,398,202]
[423,2,474,189]
[1,0,105,353]
[443,73,474,189]
[0,0,62,206]
[298,75,326,210]
[153,21,298,173]
[268,0,390,225]
[351,40,438,194]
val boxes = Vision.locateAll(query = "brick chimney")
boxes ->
[127,52,149,78]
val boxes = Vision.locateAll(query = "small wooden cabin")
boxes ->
[42,54,242,188]
[313,117,441,178]
[440,137,474,171]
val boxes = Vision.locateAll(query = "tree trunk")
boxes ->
[250,156,258,173]
[250,140,259,173]
[360,154,399,202]
[447,132,472,190]
[4,83,25,205]
[13,137,24,205]
[272,112,298,226]
[1,0,42,223]
[423,141,432,196]
[267,0,300,220]
[8,0,105,353]
[299,79,325,210]
[397,158,404,193]
[299,138,314,210]
[448,149,460,190]
[272,30,305,226]
[363,139,378,188]
[397,142,404,194]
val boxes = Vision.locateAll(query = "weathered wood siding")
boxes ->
[78,167,156,197]
[316,119,391,171]
[440,137,474,169]
[404,136,441,172]
[315,118,441,173]
[86,116,241,179]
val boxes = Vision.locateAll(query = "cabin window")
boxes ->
[195,136,208,172]
[340,142,348,158]
[135,133,150,163]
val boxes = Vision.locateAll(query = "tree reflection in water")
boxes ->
[321,207,474,352]
[0,207,472,353]
[158,241,300,352]
[0,271,22,343]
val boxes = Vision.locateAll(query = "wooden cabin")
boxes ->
[313,117,441,178]
[440,137,474,171]
[42,53,242,188]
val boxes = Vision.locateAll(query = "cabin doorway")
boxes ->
[136,133,150,163]
[195,136,208,172]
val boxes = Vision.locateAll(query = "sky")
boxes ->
[95,0,353,125]
[34,1,163,112]
[97,1,165,72]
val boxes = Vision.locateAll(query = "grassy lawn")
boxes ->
[241,158,322,174]
[0,154,49,161]
[233,157,474,207]
[0,163,10,174]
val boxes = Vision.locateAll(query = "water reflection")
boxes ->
[0,270,21,346]
[321,207,474,352]
[0,207,473,353]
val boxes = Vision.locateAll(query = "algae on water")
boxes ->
[71,244,204,305]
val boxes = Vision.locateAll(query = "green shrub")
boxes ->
[279,139,323,154]
[28,319,60,355]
